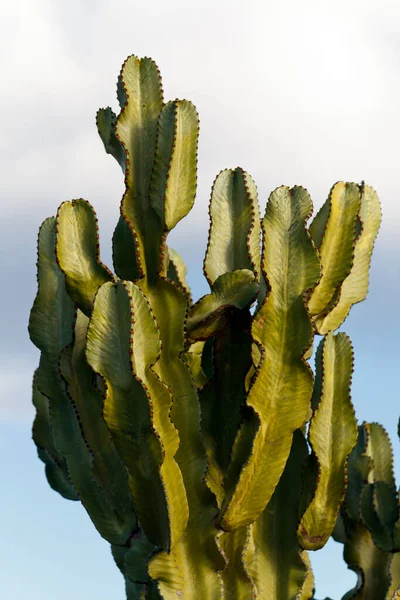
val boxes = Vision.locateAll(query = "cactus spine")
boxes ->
[29,54,398,599]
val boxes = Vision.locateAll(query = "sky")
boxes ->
[1,0,400,597]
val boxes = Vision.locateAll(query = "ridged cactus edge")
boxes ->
[28,54,398,600]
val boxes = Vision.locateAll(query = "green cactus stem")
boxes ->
[298,332,357,550]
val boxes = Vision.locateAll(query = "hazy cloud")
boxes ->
[1,0,400,244]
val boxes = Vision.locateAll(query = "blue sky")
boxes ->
[1,0,400,597]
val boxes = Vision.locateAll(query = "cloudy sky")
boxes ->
[1,0,400,597]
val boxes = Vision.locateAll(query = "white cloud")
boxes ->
[2,0,399,251]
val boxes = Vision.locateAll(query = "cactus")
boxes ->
[331,422,400,598]
[28,54,396,599]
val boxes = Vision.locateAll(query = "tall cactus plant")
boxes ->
[29,54,397,599]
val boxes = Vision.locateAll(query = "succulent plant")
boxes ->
[29,54,398,599]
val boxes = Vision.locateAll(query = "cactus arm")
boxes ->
[358,424,398,551]
[115,55,164,281]
[365,423,396,489]
[103,67,152,284]
[341,524,392,599]
[372,482,398,531]
[340,424,374,528]
[186,270,259,342]
[29,218,136,544]
[85,281,188,550]
[96,107,126,171]
[59,309,137,529]
[298,332,357,550]
[313,185,381,334]
[32,370,79,500]
[345,424,373,522]
[360,482,398,551]
[307,182,361,321]
[28,217,76,355]
[340,422,399,598]
[166,247,192,300]
[56,199,115,316]
[243,430,313,599]
[204,168,261,285]
[220,185,320,530]
[387,553,400,599]
[37,351,135,546]
[150,100,199,232]
[36,447,77,499]
[299,550,316,600]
